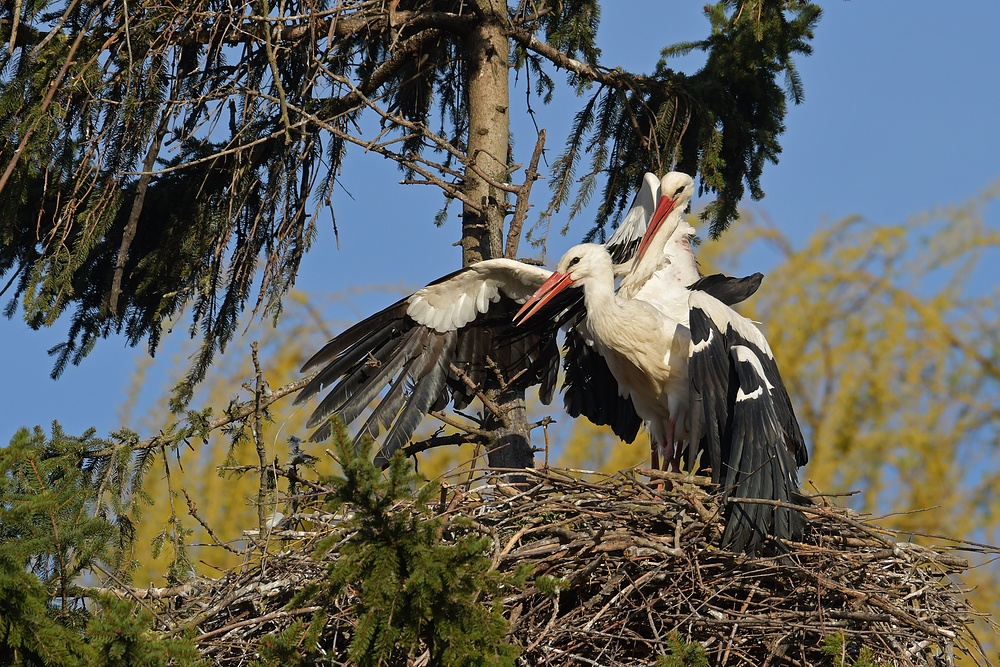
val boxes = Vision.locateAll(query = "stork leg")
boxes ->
[651,419,684,494]
[667,419,682,472]
[650,437,665,491]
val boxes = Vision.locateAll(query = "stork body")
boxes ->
[586,280,691,471]
[517,244,685,447]
[646,237,808,553]
[618,181,808,552]
[616,173,699,469]
[562,172,752,461]
[516,240,693,471]
[517,241,807,554]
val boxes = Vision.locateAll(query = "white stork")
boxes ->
[295,172,759,467]
[516,231,808,554]
[558,172,763,471]
[556,173,761,448]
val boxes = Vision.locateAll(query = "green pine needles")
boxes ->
[655,632,710,667]
[250,614,328,667]
[313,420,527,667]
[821,631,882,667]
[0,425,203,666]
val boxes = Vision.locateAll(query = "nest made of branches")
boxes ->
[148,466,993,666]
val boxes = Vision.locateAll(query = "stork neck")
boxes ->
[580,264,621,322]
[661,227,699,285]
[640,220,698,282]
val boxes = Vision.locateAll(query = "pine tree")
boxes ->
[0,426,204,666]
[317,422,527,666]
[0,1,820,467]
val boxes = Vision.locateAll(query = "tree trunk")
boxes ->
[463,0,534,471]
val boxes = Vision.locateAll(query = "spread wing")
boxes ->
[296,259,559,464]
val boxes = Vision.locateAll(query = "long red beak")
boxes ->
[635,194,678,264]
[513,271,574,326]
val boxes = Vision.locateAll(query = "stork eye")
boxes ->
[568,256,581,267]
[673,186,686,197]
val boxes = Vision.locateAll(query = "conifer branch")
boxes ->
[508,28,656,90]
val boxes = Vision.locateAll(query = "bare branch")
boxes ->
[506,129,545,258]
[400,433,488,459]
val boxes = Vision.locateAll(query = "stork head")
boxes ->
[635,172,695,264]
[514,244,612,325]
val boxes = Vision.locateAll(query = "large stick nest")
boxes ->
[153,467,991,666]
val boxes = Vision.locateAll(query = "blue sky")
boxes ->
[2,2,999,444]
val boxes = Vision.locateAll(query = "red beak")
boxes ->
[635,194,678,264]
[514,271,575,325]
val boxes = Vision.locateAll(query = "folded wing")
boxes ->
[688,295,808,555]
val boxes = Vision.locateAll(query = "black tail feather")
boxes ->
[688,273,763,307]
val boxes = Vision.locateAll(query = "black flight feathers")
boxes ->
[295,285,561,464]
[688,306,808,556]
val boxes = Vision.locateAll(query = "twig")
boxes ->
[195,606,323,643]
[505,129,545,259]
[183,489,242,555]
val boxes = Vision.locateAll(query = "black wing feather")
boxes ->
[688,310,730,483]
[688,272,763,307]
[299,298,409,374]
[295,310,406,407]
[352,374,410,446]
[758,352,809,467]
[720,344,806,554]
[562,327,642,443]
[375,330,458,466]
[336,328,426,426]
[688,306,807,555]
